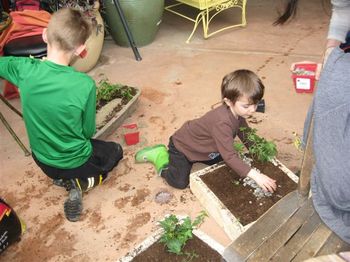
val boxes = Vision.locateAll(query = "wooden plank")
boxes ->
[304,254,345,262]
[223,191,299,260]
[270,211,322,261]
[292,223,333,261]
[246,198,314,261]
[316,232,350,256]
[297,117,314,200]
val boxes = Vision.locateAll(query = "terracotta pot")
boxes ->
[71,2,104,72]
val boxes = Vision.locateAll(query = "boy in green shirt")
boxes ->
[0,8,123,222]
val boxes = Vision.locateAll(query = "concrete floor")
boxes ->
[1,0,330,261]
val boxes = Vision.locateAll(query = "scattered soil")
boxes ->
[201,161,297,226]
[132,235,222,261]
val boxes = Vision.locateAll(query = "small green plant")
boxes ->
[96,79,135,104]
[159,211,208,256]
[233,142,245,159]
[234,127,277,162]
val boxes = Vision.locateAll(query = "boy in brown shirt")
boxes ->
[135,69,276,192]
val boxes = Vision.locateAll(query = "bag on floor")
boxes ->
[0,198,24,255]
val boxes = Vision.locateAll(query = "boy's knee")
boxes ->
[174,182,189,189]
[114,143,123,159]
[167,177,189,189]
[161,167,189,189]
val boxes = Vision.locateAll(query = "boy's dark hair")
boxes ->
[47,8,91,52]
[221,69,264,104]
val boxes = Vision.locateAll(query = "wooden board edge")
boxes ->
[190,171,245,241]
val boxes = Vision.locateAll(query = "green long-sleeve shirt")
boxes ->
[0,56,96,169]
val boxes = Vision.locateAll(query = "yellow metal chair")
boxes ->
[165,0,247,43]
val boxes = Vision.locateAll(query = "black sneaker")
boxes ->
[53,179,73,191]
[53,179,64,187]
[64,187,83,222]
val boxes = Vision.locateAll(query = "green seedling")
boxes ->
[233,142,245,159]
[235,127,277,162]
[96,79,134,104]
[159,211,208,256]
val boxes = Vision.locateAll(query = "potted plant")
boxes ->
[101,0,164,47]
[118,212,225,261]
[190,129,299,240]
[93,78,141,139]
[55,0,105,72]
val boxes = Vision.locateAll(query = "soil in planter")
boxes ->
[96,86,137,110]
[201,161,297,226]
[132,235,222,262]
[95,85,138,130]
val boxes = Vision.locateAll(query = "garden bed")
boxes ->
[93,82,140,140]
[118,228,224,262]
[190,159,298,240]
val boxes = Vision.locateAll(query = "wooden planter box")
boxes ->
[118,225,225,261]
[190,159,299,241]
[94,87,140,140]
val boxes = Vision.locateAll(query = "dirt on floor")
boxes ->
[0,0,329,261]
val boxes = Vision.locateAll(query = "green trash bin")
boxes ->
[102,0,164,47]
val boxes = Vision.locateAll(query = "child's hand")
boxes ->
[247,169,277,193]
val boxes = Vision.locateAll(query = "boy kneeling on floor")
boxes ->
[135,69,276,193]
[0,8,123,222]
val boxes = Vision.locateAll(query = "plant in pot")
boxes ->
[190,128,298,240]
[54,0,105,72]
[94,78,140,139]
[234,127,278,163]
[126,211,225,261]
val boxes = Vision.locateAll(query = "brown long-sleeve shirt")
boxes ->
[172,104,251,177]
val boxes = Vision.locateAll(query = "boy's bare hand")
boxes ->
[247,169,277,193]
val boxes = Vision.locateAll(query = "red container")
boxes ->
[292,63,317,93]
[122,124,139,145]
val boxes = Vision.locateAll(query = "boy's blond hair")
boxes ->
[221,69,264,104]
[46,8,91,52]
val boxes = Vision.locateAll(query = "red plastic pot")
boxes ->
[292,63,317,93]
[123,124,139,145]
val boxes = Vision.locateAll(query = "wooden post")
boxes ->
[297,116,314,204]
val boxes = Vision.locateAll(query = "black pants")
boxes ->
[161,138,223,189]
[33,139,123,190]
